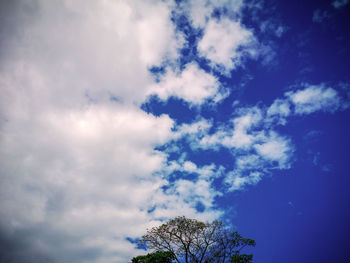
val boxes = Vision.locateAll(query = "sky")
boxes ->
[0,0,349,262]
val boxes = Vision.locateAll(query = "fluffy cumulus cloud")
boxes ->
[199,107,263,149]
[177,0,258,73]
[226,170,263,191]
[254,132,293,169]
[198,18,256,71]
[148,63,222,104]
[0,0,349,262]
[286,84,342,114]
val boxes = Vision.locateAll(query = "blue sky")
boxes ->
[0,0,349,262]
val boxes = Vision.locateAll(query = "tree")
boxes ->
[131,251,175,263]
[134,216,255,263]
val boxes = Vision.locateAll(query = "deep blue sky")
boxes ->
[231,2,350,262]
[0,0,349,262]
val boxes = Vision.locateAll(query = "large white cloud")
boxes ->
[0,1,221,262]
[0,0,182,108]
[0,101,179,262]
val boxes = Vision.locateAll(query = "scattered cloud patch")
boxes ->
[312,9,330,23]
[199,107,263,149]
[254,133,293,169]
[173,106,294,191]
[286,84,341,114]
[185,0,244,29]
[226,171,263,191]
[148,63,223,104]
[198,18,257,72]
[260,21,285,37]
[332,0,349,9]
[267,99,291,125]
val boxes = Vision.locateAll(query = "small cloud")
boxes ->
[299,66,313,74]
[254,132,293,169]
[321,164,332,172]
[304,130,324,141]
[198,17,256,73]
[312,9,330,23]
[266,99,291,125]
[332,0,349,9]
[313,152,321,166]
[226,171,263,191]
[286,84,341,115]
[198,107,263,150]
[275,26,285,37]
[148,63,222,105]
[304,130,323,139]
[232,100,240,107]
[260,21,285,37]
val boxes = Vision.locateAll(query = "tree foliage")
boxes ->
[131,251,176,263]
[133,216,255,263]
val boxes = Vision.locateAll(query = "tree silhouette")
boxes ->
[131,216,255,263]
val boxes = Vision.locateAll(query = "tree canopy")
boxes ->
[131,251,175,263]
[131,216,255,263]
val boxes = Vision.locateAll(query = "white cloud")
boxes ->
[171,179,219,209]
[267,99,291,117]
[171,81,348,194]
[176,105,295,191]
[200,107,262,149]
[136,2,183,66]
[286,84,341,114]
[0,102,178,261]
[0,0,181,107]
[198,18,256,72]
[148,63,222,104]
[226,171,263,191]
[0,1,221,262]
[175,118,212,137]
[254,132,293,169]
[186,0,243,28]
[266,99,291,125]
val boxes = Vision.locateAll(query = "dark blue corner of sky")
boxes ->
[231,1,350,263]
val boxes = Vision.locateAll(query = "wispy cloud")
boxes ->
[332,0,349,9]
[312,9,330,23]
